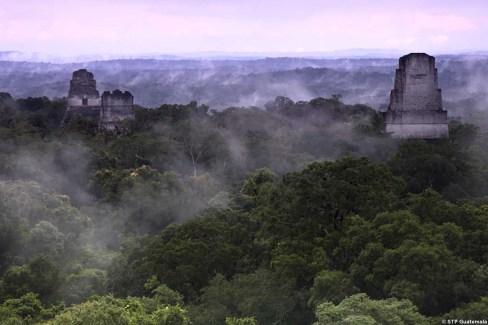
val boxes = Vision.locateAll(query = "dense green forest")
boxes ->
[1,91,488,324]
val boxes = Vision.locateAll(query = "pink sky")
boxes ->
[1,0,487,56]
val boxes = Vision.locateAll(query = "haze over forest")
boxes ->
[2,49,488,323]
[1,52,488,120]
[3,0,488,324]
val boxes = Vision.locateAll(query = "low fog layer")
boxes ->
[1,55,486,116]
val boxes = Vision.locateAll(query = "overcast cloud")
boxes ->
[0,0,487,56]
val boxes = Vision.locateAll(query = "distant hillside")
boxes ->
[0,56,487,116]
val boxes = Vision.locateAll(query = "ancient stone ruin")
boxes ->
[63,69,134,129]
[64,69,101,120]
[101,90,134,130]
[384,53,449,139]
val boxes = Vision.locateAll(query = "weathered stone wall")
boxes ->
[68,69,100,99]
[68,98,101,107]
[63,69,102,126]
[386,124,448,139]
[385,53,448,139]
[63,70,135,129]
[385,111,447,124]
[389,53,442,112]
[100,90,134,129]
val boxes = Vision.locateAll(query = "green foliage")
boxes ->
[144,277,184,306]
[4,92,488,323]
[225,316,258,325]
[1,293,42,321]
[61,268,107,306]
[107,212,259,300]
[0,180,90,239]
[169,120,229,177]
[262,157,405,234]
[100,132,178,170]
[46,294,189,325]
[132,101,209,129]
[0,292,61,324]
[407,190,488,263]
[152,305,189,325]
[27,255,61,303]
[27,221,66,258]
[190,269,308,325]
[253,158,405,286]
[47,295,129,324]
[308,270,359,306]
[234,167,277,211]
[2,255,61,304]
[313,293,429,325]
[449,121,479,149]
[7,97,67,135]
[91,165,219,233]
[349,211,479,315]
[441,297,488,319]
[389,139,471,196]
[0,202,27,273]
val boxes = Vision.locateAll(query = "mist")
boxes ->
[2,51,488,323]
[2,54,488,123]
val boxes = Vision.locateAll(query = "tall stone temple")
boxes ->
[63,69,134,130]
[384,53,449,139]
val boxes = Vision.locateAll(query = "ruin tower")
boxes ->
[63,69,101,125]
[68,69,100,100]
[100,90,135,130]
[63,69,135,129]
[384,53,448,138]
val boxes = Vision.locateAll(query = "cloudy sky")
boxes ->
[1,0,487,56]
